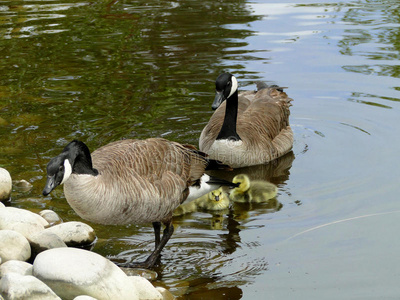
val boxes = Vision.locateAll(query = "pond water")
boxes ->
[1,0,400,298]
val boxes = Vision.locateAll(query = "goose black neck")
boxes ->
[216,90,241,141]
[64,140,98,176]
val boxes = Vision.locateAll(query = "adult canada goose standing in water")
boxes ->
[43,138,236,268]
[199,73,293,168]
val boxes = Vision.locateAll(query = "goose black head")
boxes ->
[42,140,96,196]
[212,73,238,110]
[42,153,71,196]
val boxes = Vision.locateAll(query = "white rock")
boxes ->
[29,231,67,257]
[0,260,33,278]
[39,210,62,226]
[73,296,98,300]
[0,168,12,202]
[0,230,31,263]
[13,179,33,192]
[0,273,60,300]
[120,267,158,281]
[43,221,96,246]
[0,202,5,209]
[156,287,176,300]
[129,276,162,300]
[0,207,49,240]
[33,247,139,300]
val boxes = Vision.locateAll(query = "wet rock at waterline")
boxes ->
[156,287,176,300]
[121,267,158,281]
[39,209,63,226]
[130,276,163,300]
[13,179,33,192]
[0,168,12,202]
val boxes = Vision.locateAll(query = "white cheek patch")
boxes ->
[228,75,238,99]
[186,174,214,202]
[61,159,72,185]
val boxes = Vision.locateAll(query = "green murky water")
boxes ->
[1,0,400,298]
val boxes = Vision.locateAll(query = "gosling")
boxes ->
[230,174,278,203]
[174,187,230,216]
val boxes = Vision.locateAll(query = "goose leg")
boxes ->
[118,221,174,269]
[153,221,161,247]
[141,221,174,268]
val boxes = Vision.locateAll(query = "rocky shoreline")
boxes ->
[0,168,174,300]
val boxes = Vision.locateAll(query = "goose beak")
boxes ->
[42,175,56,196]
[212,90,224,110]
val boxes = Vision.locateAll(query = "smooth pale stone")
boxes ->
[156,287,176,300]
[43,221,96,246]
[129,276,162,300]
[0,207,49,240]
[39,210,62,226]
[0,260,33,278]
[120,267,158,281]
[33,247,139,300]
[0,202,5,209]
[0,230,31,263]
[0,273,60,300]
[0,168,12,202]
[29,231,67,258]
[12,179,33,192]
[73,296,98,300]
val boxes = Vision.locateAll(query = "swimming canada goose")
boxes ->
[42,138,237,268]
[230,174,278,203]
[199,73,293,168]
[173,187,230,216]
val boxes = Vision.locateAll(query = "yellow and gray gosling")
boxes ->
[230,174,278,203]
[43,138,236,268]
[174,187,230,216]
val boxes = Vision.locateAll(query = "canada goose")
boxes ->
[199,73,293,168]
[173,187,230,216]
[42,138,236,268]
[230,174,278,203]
